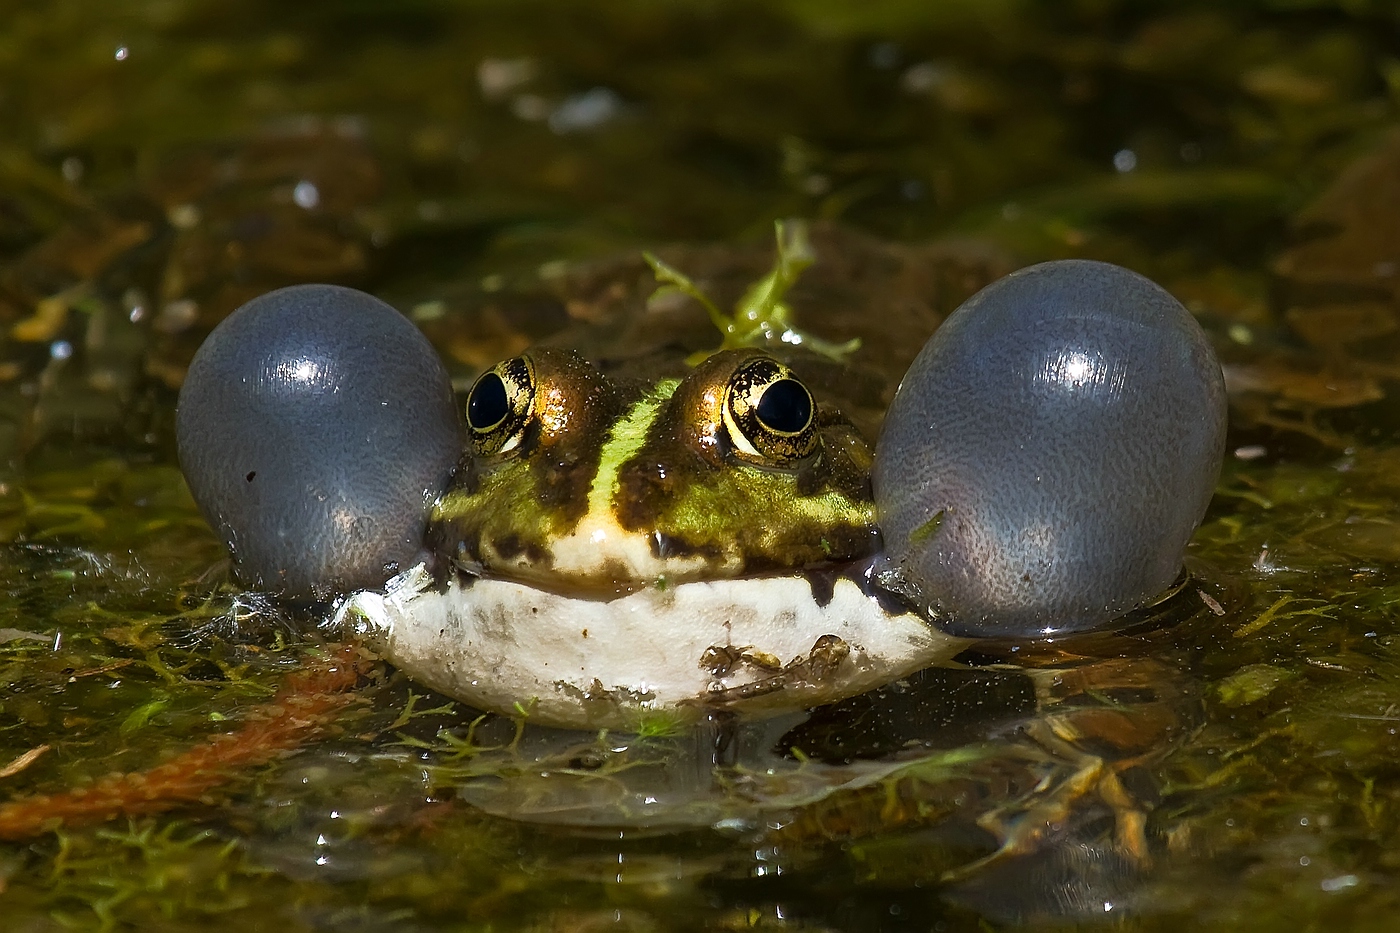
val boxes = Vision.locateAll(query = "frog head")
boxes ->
[430,347,877,594]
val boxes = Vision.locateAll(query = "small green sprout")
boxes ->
[388,691,457,730]
[644,219,861,365]
[119,697,170,737]
[909,510,946,547]
[624,706,687,741]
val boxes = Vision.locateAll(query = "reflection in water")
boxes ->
[945,841,1143,923]
[394,601,1206,924]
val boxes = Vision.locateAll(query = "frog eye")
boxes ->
[723,358,819,466]
[466,356,535,456]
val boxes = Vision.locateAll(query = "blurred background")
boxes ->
[3,1,1400,930]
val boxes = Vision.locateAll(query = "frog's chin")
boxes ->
[334,563,970,731]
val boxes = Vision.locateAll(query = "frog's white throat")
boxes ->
[336,564,968,730]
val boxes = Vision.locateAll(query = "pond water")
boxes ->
[3,1,1400,929]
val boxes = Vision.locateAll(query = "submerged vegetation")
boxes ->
[2,0,1400,928]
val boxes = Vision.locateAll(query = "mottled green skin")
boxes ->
[428,349,878,593]
[612,386,877,574]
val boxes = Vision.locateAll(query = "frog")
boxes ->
[153,222,1234,888]
[175,221,1227,734]
[354,341,969,729]
[332,227,979,729]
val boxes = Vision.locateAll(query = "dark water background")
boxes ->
[3,1,1400,929]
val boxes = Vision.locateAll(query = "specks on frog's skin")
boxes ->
[699,633,853,705]
[339,563,969,730]
[429,349,622,574]
[430,346,879,594]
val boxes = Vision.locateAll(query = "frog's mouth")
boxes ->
[336,562,969,731]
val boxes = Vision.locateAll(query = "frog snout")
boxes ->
[175,284,463,600]
[873,259,1228,638]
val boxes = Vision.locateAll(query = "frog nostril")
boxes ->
[467,371,509,431]
[756,378,813,435]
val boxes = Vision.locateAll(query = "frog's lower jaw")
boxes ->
[336,565,970,730]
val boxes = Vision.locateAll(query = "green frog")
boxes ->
[172,222,1224,877]
[180,221,1223,733]
[343,344,970,730]
[434,347,876,594]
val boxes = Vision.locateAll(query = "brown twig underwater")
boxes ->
[0,645,374,840]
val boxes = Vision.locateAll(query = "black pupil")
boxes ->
[756,379,811,434]
[467,372,509,430]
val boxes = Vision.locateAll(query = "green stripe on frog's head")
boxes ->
[429,347,879,594]
[586,379,681,521]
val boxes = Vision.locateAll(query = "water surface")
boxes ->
[2,1,1400,929]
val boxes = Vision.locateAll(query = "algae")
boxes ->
[1,0,1400,929]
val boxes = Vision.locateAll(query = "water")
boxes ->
[2,1,1400,929]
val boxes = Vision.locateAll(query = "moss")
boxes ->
[3,0,1400,928]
